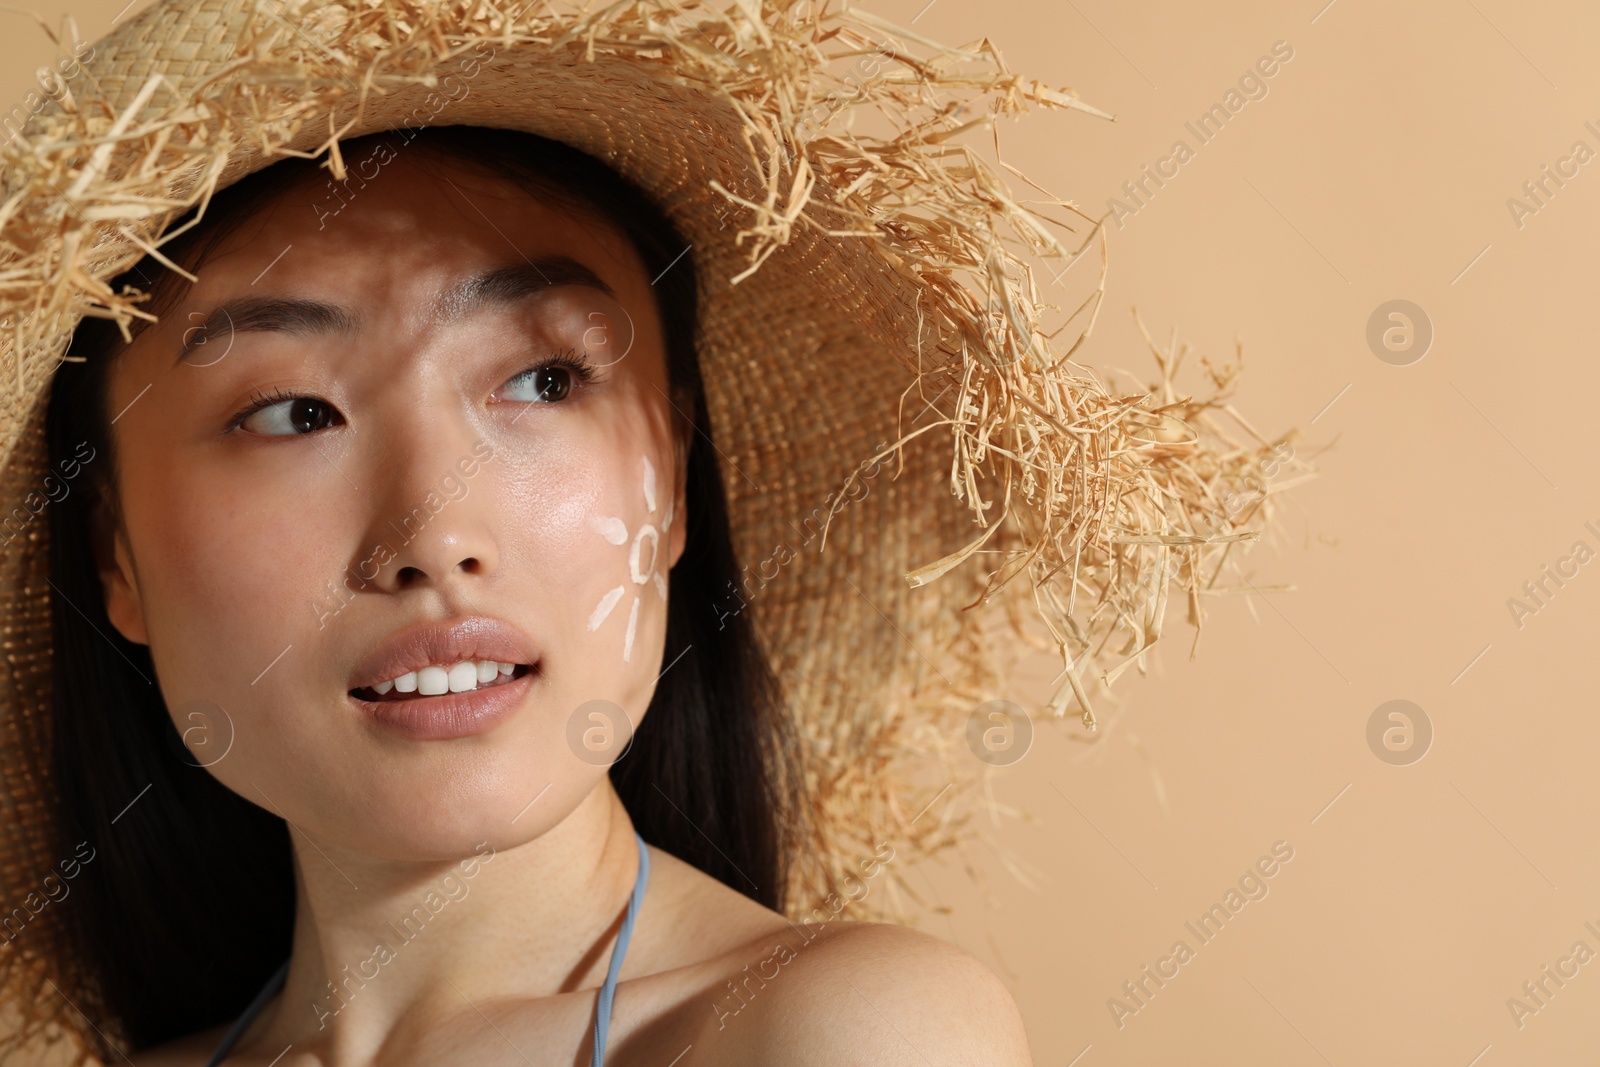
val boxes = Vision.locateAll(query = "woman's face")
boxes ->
[93,146,689,859]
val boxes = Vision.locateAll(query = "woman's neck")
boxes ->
[251,780,642,1062]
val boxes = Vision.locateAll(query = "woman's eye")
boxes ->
[500,362,582,404]
[231,352,595,436]
[239,396,341,437]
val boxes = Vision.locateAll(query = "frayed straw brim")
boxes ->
[0,0,1299,1060]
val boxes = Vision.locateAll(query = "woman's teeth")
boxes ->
[369,660,517,698]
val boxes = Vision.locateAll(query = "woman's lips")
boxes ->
[349,663,538,740]
[346,615,540,693]
[351,662,530,702]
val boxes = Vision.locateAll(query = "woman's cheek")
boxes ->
[573,450,673,668]
[138,471,343,710]
[135,476,266,634]
[496,444,602,605]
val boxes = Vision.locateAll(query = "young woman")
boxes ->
[40,124,1033,1065]
[1,0,1280,1061]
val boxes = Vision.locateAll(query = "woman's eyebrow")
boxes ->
[439,255,615,321]
[173,296,356,365]
[173,255,615,365]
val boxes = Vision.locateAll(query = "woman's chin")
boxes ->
[318,816,532,863]
[282,775,582,862]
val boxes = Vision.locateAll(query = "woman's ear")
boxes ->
[88,490,149,646]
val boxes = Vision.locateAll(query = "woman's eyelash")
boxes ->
[223,348,604,431]
[227,386,300,432]
[508,347,605,392]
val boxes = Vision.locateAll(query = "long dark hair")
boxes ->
[43,125,799,1053]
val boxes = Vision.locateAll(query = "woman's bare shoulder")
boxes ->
[636,842,801,953]
[124,859,1030,1067]
[688,919,1033,1066]
[130,1022,232,1067]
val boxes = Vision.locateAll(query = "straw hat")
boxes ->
[0,0,1291,1060]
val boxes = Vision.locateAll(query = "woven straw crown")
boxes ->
[0,0,1288,1060]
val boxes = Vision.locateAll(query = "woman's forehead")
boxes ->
[171,256,620,357]
[193,153,645,301]
[127,153,657,370]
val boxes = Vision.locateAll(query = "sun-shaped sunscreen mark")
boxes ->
[587,454,672,661]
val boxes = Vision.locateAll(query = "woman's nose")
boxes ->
[358,426,501,595]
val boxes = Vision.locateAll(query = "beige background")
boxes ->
[7,0,1598,1063]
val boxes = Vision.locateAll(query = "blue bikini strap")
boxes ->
[591,831,650,1067]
